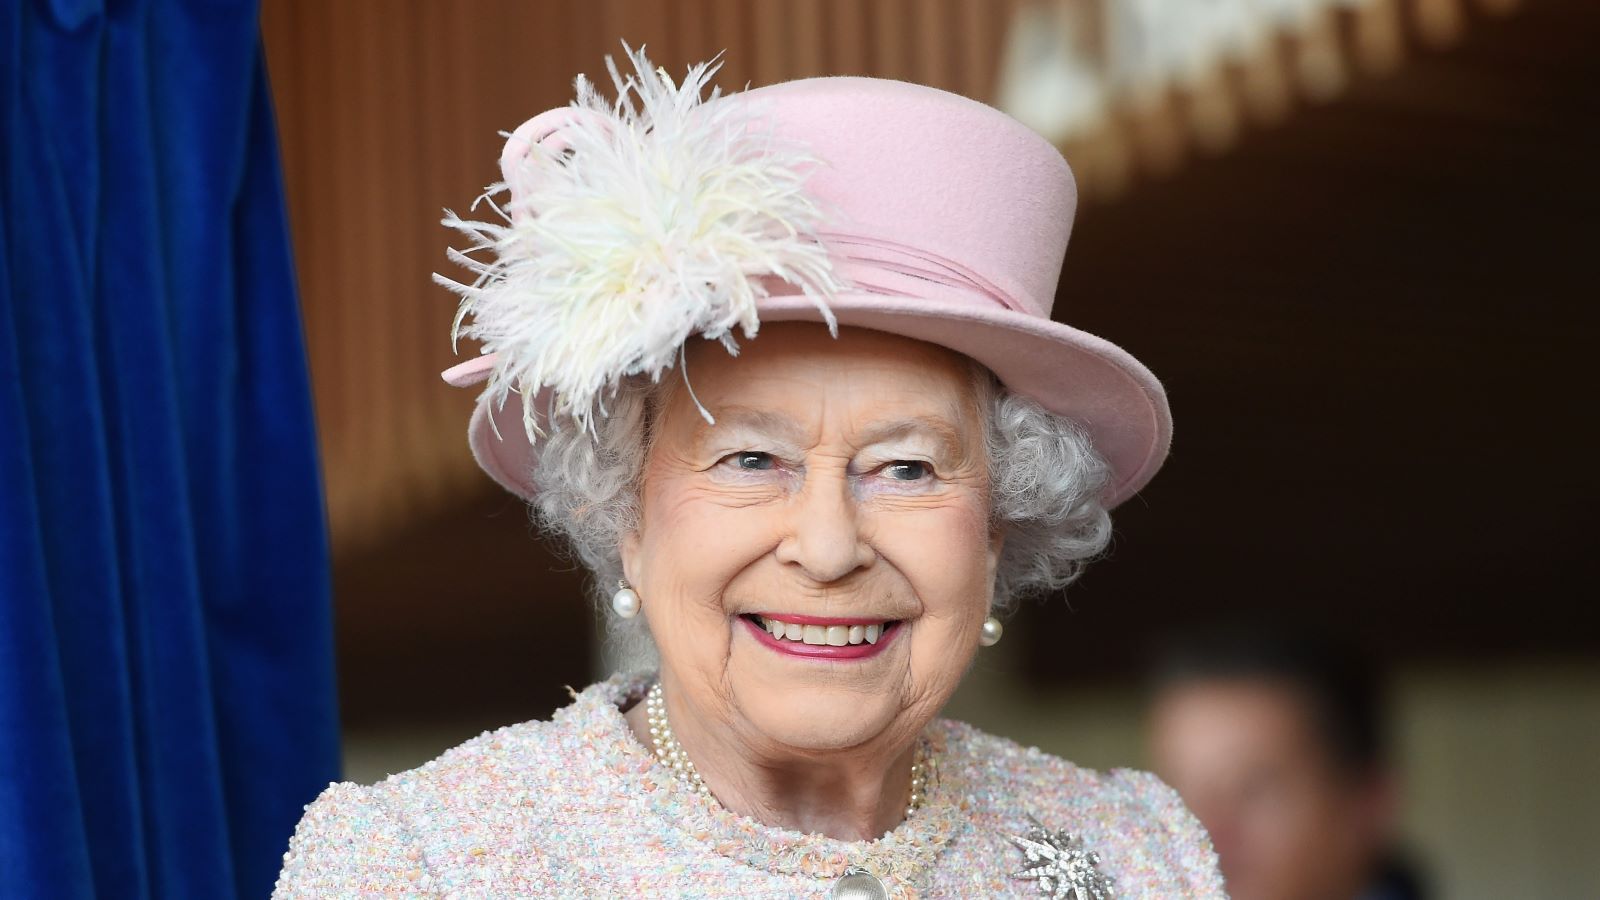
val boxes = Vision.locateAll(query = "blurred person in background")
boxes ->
[1147,625,1427,900]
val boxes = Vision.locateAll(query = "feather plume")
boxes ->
[435,44,843,440]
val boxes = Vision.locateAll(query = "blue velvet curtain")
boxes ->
[0,1,339,897]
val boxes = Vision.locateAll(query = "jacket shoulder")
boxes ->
[273,780,430,898]
[275,708,582,896]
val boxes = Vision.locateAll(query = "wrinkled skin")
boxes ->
[620,323,1002,840]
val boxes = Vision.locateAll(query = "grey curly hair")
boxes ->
[529,361,1112,667]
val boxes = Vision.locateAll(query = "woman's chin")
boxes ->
[734,690,904,753]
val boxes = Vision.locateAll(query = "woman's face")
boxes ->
[623,323,1001,757]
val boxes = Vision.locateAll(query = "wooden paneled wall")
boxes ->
[261,0,1509,556]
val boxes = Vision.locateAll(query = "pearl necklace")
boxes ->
[644,681,929,815]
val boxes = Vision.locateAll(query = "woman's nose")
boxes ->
[773,471,874,583]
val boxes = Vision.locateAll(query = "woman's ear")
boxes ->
[987,525,1006,580]
[620,528,643,587]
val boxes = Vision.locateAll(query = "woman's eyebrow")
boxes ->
[696,407,809,447]
[855,416,965,458]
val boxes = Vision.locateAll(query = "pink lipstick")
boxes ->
[740,613,901,660]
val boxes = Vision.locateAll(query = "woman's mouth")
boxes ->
[740,613,901,660]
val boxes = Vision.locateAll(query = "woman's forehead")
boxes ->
[663,326,984,445]
[692,405,969,456]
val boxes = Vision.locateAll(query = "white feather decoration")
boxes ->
[436,44,843,440]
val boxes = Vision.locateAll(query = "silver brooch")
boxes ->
[1007,820,1115,899]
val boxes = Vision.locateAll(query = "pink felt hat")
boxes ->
[440,70,1171,508]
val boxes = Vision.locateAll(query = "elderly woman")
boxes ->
[275,50,1224,898]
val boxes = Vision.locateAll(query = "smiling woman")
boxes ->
[531,328,1120,666]
[273,47,1225,898]
[621,328,1003,839]
[536,327,1111,676]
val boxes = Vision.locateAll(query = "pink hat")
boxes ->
[439,51,1170,508]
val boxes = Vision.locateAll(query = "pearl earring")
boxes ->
[979,616,1003,647]
[611,579,641,619]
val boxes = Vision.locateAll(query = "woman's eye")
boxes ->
[884,461,930,481]
[732,451,775,471]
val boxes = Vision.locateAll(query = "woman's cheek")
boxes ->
[876,502,993,601]
[651,493,784,597]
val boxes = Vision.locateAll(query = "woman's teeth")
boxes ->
[753,616,887,646]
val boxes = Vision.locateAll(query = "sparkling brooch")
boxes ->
[1007,820,1115,899]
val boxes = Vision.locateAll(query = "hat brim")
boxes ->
[458,292,1170,510]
